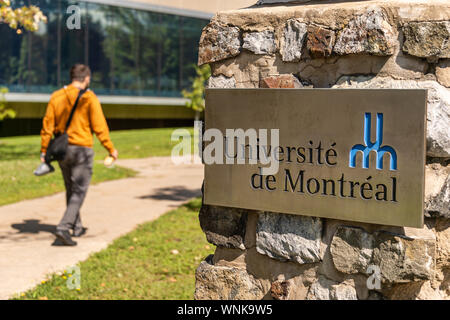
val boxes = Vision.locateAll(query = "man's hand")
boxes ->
[110,149,118,160]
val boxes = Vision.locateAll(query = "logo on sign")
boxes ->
[349,113,397,171]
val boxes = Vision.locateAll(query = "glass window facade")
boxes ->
[0,0,208,97]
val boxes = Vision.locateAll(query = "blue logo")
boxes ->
[349,113,397,171]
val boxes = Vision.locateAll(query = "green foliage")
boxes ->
[0,87,15,120]
[95,127,194,160]
[0,159,136,207]
[0,0,47,32]
[0,133,137,207]
[0,1,47,121]
[182,64,211,113]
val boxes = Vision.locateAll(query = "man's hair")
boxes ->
[70,64,91,82]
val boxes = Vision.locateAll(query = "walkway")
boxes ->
[0,157,203,299]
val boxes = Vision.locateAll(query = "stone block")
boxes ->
[280,19,307,62]
[306,276,357,300]
[383,280,444,300]
[334,9,397,56]
[260,74,302,88]
[436,60,450,88]
[402,21,450,62]
[425,164,450,219]
[243,30,277,55]
[372,231,436,283]
[330,226,374,275]
[329,225,436,284]
[208,75,237,88]
[256,212,323,264]
[195,258,265,300]
[198,22,241,65]
[199,205,248,250]
[246,247,319,284]
[306,26,335,59]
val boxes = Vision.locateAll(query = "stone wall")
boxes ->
[195,0,450,300]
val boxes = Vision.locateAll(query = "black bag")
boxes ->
[45,89,86,163]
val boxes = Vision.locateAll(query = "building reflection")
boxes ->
[0,0,209,98]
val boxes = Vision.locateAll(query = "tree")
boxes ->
[182,64,210,121]
[0,0,47,33]
[0,0,46,121]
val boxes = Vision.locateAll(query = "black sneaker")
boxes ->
[55,230,77,246]
[73,227,88,238]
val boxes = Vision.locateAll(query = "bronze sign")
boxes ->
[204,89,427,228]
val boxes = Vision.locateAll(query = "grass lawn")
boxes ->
[98,127,194,160]
[12,198,213,300]
[0,127,193,206]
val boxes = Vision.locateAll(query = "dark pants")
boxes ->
[57,145,94,232]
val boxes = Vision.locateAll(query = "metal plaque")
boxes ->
[203,89,427,228]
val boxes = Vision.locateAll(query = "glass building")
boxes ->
[0,0,210,97]
[0,0,216,136]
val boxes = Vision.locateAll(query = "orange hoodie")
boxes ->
[40,84,115,154]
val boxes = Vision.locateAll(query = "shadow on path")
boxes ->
[11,219,56,235]
[8,220,85,246]
[138,186,201,202]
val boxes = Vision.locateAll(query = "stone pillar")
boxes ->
[195,0,450,300]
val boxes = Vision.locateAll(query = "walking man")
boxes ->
[40,64,118,246]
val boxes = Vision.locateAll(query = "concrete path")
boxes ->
[0,157,203,299]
